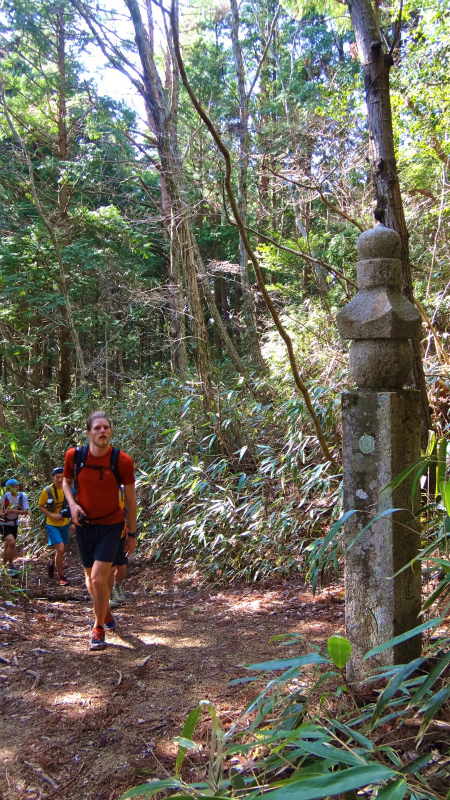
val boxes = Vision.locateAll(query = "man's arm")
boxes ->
[123,483,137,556]
[62,478,85,526]
[16,496,29,516]
[38,504,63,522]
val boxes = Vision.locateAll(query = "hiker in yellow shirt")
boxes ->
[38,467,71,586]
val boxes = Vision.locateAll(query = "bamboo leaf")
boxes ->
[250,764,397,800]
[175,706,202,775]
[410,651,450,707]
[120,778,183,799]
[421,578,450,611]
[239,446,248,462]
[363,618,442,660]
[376,778,407,800]
[444,481,450,517]
[327,635,352,669]
[437,438,447,494]
[421,686,450,722]
[245,652,329,671]
[370,659,425,725]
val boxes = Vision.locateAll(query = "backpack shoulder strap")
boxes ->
[73,445,89,490]
[44,485,54,502]
[110,447,122,487]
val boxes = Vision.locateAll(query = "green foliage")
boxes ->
[120,616,450,800]
[133,365,342,582]
[0,288,345,584]
[121,454,450,796]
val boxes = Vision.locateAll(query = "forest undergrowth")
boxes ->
[1,298,450,800]
[2,301,347,585]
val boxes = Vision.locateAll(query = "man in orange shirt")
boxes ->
[63,412,137,651]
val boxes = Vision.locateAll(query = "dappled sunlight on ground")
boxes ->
[0,556,344,800]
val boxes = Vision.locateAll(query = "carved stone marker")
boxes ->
[337,224,423,682]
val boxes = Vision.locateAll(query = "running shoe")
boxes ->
[104,610,116,630]
[110,585,119,608]
[7,567,21,577]
[57,575,69,586]
[114,584,126,603]
[89,626,106,651]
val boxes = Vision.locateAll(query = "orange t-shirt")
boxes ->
[64,446,135,526]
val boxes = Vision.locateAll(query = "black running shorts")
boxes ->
[113,535,128,567]
[1,524,18,541]
[75,522,124,568]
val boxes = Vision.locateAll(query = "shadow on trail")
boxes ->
[0,556,344,800]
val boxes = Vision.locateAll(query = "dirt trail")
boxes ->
[0,552,344,800]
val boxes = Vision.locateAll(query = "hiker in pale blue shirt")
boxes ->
[1,478,29,576]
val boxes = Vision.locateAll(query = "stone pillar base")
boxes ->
[342,390,422,683]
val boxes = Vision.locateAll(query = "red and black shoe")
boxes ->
[57,575,69,586]
[104,610,116,631]
[89,626,106,651]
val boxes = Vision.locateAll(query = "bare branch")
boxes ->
[69,0,145,94]
[248,4,282,98]
[170,2,337,466]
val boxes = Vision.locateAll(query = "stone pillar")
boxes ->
[337,225,423,682]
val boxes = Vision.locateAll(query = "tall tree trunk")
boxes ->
[346,0,432,441]
[56,11,77,401]
[229,0,265,371]
[57,326,71,402]
[124,0,215,408]
[124,0,257,407]
[161,149,188,378]
[214,277,223,358]
[221,277,234,341]
[169,205,188,378]
[42,337,52,387]
[74,0,251,394]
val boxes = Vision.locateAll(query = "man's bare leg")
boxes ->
[54,542,66,578]
[108,568,114,595]
[84,560,112,628]
[3,534,16,566]
[114,565,127,586]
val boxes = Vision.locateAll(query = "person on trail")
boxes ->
[63,412,137,652]
[109,485,129,608]
[38,467,71,586]
[1,478,30,576]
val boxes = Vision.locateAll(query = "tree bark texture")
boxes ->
[169,205,188,379]
[214,278,223,357]
[346,0,432,441]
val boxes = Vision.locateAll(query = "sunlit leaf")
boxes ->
[327,635,351,669]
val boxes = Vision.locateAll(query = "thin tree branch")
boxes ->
[268,167,365,232]
[220,187,356,291]
[170,2,337,466]
[69,0,145,94]
[248,4,281,98]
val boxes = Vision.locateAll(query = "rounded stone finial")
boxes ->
[357,224,402,260]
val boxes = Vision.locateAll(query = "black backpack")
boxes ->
[44,483,70,518]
